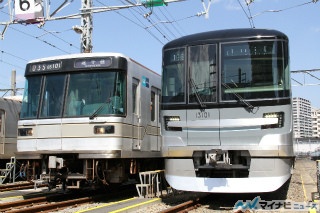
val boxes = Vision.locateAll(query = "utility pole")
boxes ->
[0,70,23,97]
[11,70,16,96]
[80,0,93,53]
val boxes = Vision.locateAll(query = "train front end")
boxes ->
[17,53,162,188]
[161,29,295,193]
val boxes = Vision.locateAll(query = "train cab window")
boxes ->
[64,71,126,117]
[188,44,217,103]
[221,40,289,101]
[162,48,186,103]
[20,76,42,119]
[40,74,66,118]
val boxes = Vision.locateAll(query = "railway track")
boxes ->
[0,183,140,213]
[0,193,100,213]
[0,182,47,192]
[160,198,202,213]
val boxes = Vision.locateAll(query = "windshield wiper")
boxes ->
[89,97,111,120]
[222,83,255,113]
[189,78,206,109]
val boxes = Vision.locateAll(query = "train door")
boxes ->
[150,87,161,151]
[0,109,4,154]
[37,75,65,151]
[187,44,220,146]
[132,78,141,150]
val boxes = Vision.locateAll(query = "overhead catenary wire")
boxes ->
[158,7,185,37]
[95,0,208,44]
[250,0,318,18]
[0,49,26,70]
[122,0,175,42]
[0,10,76,54]
[244,0,255,28]
[95,0,168,44]
[237,0,254,28]
[0,49,28,62]
[9,25,71,54]
[36,27,80,51]
[238,0,318,28]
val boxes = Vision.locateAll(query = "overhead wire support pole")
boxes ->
[201,0,211,19]
[80,0,93,53]
[291,69,320,86]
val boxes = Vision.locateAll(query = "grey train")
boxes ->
[17,53,162,188]
[0,97,21,162]
[161,29,294,193]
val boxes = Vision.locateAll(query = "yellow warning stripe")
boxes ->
[0,195,23,201]
[300,174,308,202]
[109,198,161,213]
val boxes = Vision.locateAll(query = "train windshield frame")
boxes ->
[161,39,290,105]
[20,70,126,119]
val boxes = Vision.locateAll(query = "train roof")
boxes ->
[27,52,129,64]
[163,28,288,49]
[25,52,160,77]
[3,96,22,102]
[0,97,21,110]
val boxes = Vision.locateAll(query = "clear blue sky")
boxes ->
[0,0,319,107]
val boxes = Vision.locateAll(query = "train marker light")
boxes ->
[164,116,182,131]
[262,112,284,129]
[94,125,115,134]
[18,128,33,136]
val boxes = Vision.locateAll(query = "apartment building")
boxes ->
[293,97,313,138]
[312,107,320,138]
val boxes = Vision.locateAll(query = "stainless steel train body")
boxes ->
[0,98,21,160]
[17,53,162,186]
[161,29,294,193]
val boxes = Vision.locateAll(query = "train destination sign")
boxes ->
[74,58,112,69]
[30,61,62,72]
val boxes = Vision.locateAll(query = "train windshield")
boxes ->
[64,71,125,117]
[221,40,290,101]
[20,76,42,119]
[162,48,186,103]
[20,71,126,119]
[162,40,289,104]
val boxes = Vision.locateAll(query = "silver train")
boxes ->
[17,53,162,188]
[161,29,295,193]
[0,97,21,161]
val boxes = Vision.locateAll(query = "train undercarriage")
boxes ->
[19,154,164,190]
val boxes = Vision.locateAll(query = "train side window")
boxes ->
[132,78,139,115]
[151,87,160,122]
[0,109,3,136]
[151,91,155,121]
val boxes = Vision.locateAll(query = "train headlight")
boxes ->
[94,125,115,134]
[262,112,284,129]
[164,116,182,131]
[18,128,33,136]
